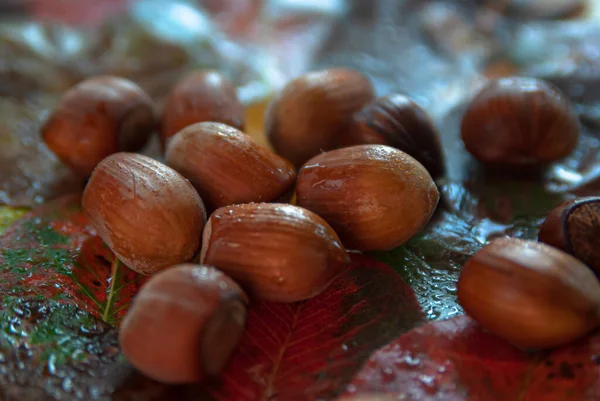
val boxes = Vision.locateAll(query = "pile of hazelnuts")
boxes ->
[41,67,597,384]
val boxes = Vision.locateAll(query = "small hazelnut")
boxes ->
[82,153,206,275]
[461,77,579,166]
[161,70,244,148]
[165,122,296,211]
[42,76,156,176]
[345,94,445,179]
[120,264,247,383]
[539,197,600,275]
[296,145,440,251]
[200,203,350,302]
[458,238,600,349]
[266,68,374,167]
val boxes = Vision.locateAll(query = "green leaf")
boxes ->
[0,195,147,326]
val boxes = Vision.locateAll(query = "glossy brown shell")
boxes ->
[42,76,156,175]
[347,94,445,179]
[296,145,440,251]
[200,203,350,303]
[160,70,244,148]
[458,238,600,349]
[461,77,579,166]
[539,197,600,274]
[120,265,247,383]
[165,122,296,211]
[82,153,206,275]
[266,68,374,167]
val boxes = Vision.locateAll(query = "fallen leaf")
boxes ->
[195,255,425,401]
[0,195,147,326]
[345,315,600,400]
[0,206,28,235]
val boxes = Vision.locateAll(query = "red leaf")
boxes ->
[0,195,147,325]
[344,315,600,400]
[205,254,425,401]
[29,0,132,27]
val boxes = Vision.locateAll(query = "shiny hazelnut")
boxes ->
[539,197,600,275]
[161,70,244,148]
[42,76,156,176]
[266,68,374,167]
[457,238,600,349]
[165,122,296,211]
[82,153,206,275]
[461,77,579,166]
[296,145,439,251]
[120,264,247,383]
[345,94,445,179]
[200,203,350,302]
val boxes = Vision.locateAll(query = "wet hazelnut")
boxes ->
[458,238,600,349]
[120,264,247,383]
[161,70,244,148]
[82,153,206,275]
[200,203,350,302]
[539,197,600,275]
[42,76,156,175]
[345,94,445,179]
[266,68,374,167]
[165,122,296,211]
[296,145,439,251]
[461,77,579,166]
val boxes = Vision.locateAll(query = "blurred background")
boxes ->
[1,0,599,207]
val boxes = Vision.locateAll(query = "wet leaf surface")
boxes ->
[0,195,147,326]
[345,315,600,400]
[199,255,424,401]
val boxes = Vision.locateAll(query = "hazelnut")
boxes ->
[165,122,296,211]
[539,197,600,275]
[200,203,350,302]
[345,94,445,179]
[457,238,600,349]
[266,68,374,167]
[42,76,156,176]
[161,70,244,148]
[120,264,247,383]
[82,153,206,275]
[461,77,579,166]
[296,145,439,251]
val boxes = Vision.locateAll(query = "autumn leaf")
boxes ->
[344,315,600,400]
[0,206,28,236]
[187,255,425,401]
[0,195,147,326]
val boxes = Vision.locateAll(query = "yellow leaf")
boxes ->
[0,206,28,235]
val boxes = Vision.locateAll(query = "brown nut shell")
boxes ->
[539,197,600,274]
[165,122,296,211]
[120,265,247,383]
[200,203,350,302]
[296,145,440,251]
[82,153,206,275]
[346,94,445,179]
[461,77,579,166]
[161,70,244,148]
[457,238,600,349]
[266,68,374,167]
[42,76,156,176]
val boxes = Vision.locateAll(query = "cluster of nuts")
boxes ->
[42,68,443,383]
[41,66,587,382]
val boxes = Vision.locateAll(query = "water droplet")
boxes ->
[62,377,74,392]
[346,384,357,394]
[419,374,438,394]
[382,367,396,382]
[341,344,349,351]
